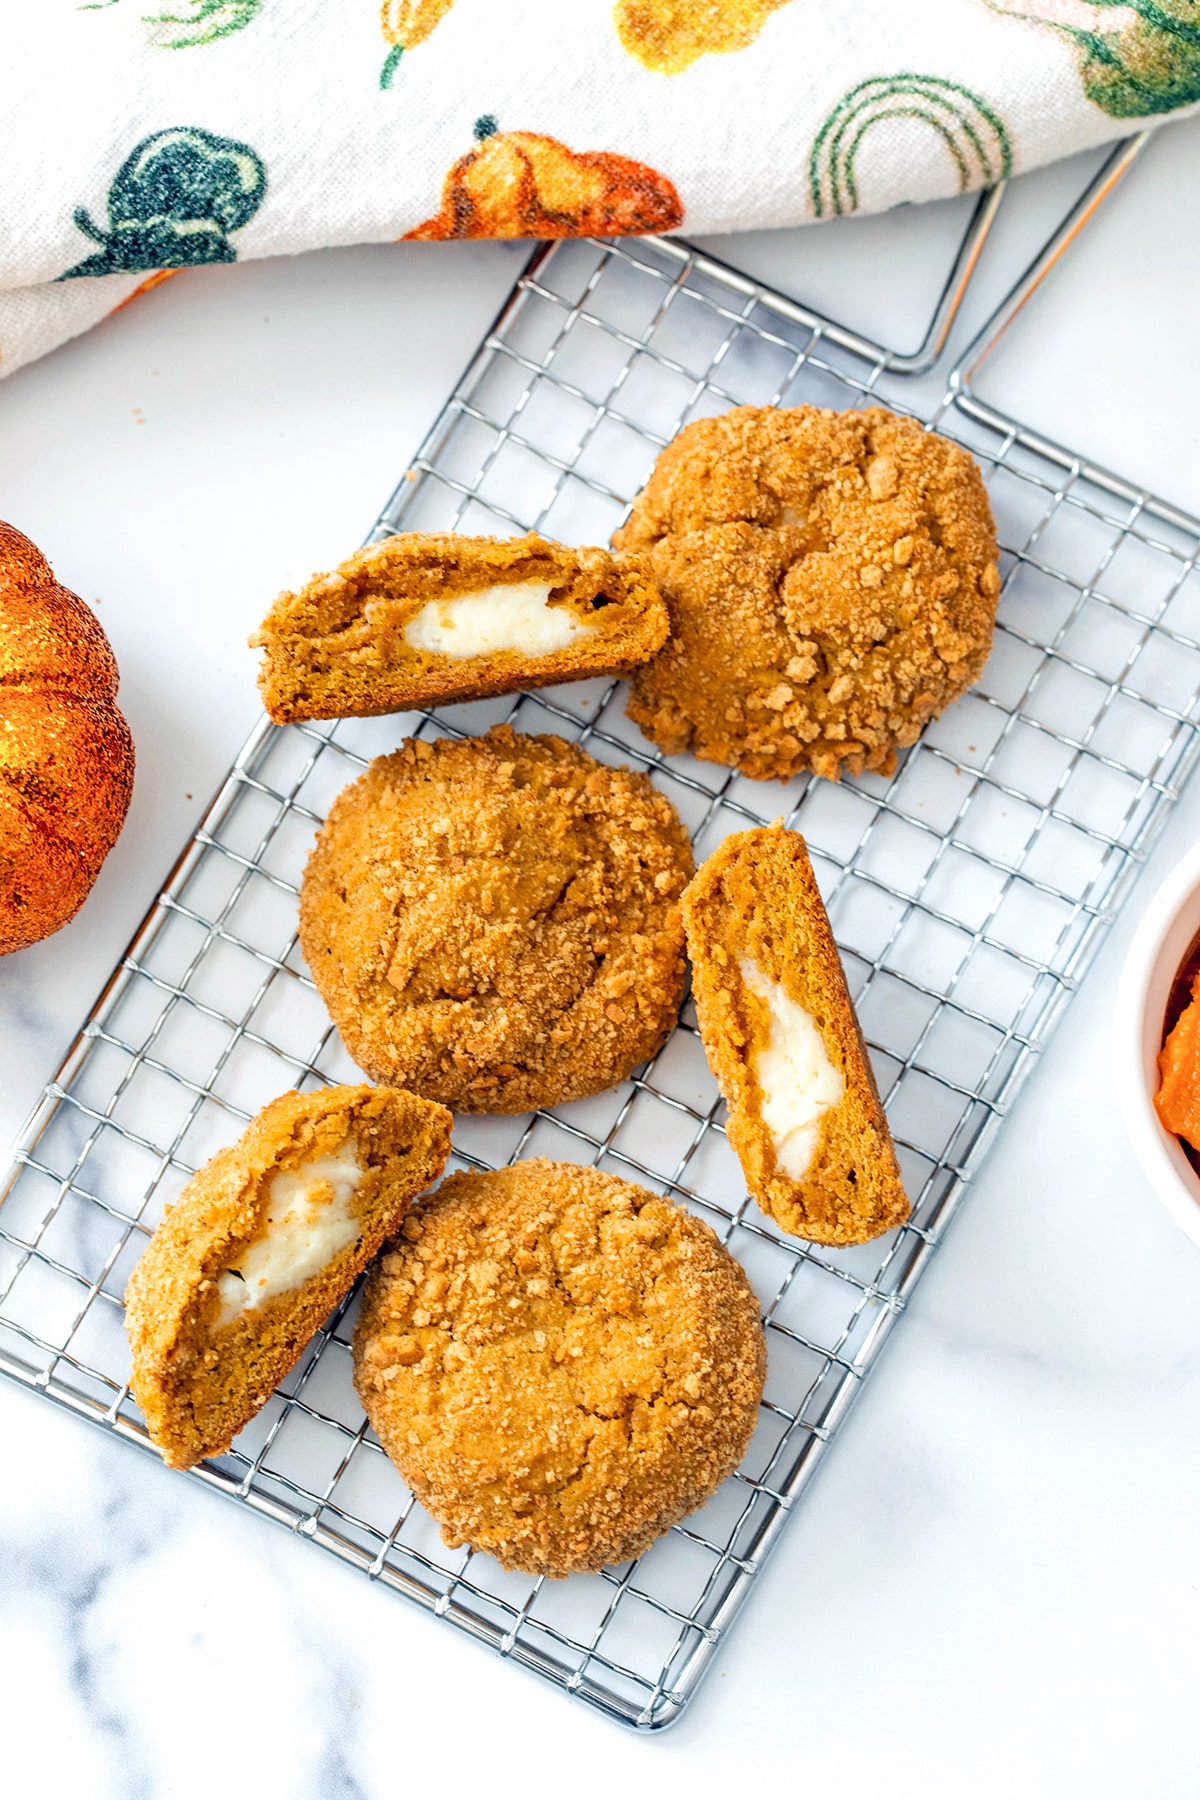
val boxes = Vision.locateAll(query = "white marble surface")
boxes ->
[4,122,1200,1799]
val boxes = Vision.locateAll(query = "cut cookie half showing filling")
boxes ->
[123,1084,452,1470]
[682,823,909,1247]
[251,531,669,722]
[211,1135,364,1328]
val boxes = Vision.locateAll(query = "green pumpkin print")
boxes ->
[810,75,1012,218]
[60,128,267,279]
[988,1,1200,118]
[80,0,263,51]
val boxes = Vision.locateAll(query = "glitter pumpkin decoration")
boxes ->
[404,120,683,240]
[0,522,135,953]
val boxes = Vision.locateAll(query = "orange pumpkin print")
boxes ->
[405,121,683,240]
[614,0,794,74]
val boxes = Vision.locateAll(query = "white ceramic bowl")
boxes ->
[1115,839,1200,1250]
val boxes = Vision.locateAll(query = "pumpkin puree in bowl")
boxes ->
[1156,938,1200,1156]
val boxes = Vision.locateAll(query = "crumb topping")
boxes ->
[615,405,1000,782]
[298,725,693,1112]
[354,1160,766,1575]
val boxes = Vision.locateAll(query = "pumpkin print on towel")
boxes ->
[405,118,683,239]
[60,128,267,278]
[810,75,1012,217]
[379,0,455,87]
[80,0,263,50]
[614,0,794,73]
[987,0,1200,117]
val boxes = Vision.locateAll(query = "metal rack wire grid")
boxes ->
[5,215,1200,1733]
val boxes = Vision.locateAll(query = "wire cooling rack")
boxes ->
[4,137,1199,1732]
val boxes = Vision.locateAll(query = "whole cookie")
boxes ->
[353,1160,766,1576]
[615,405,1000,782]
[299,725,693,1112]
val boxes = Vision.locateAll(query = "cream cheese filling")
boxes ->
[214,1136,362,1330]
[740,959,844,1181]
[398,580,593,659]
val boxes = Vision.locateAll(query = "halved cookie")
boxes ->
[251,531,668,723]
[682,823,909,1246]
[124,1083,452,1469]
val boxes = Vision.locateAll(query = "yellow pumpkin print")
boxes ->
[380,0,455,86]
[614,0,794,74]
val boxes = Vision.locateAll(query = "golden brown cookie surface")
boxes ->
[615,405,1000,782]
[354,1160,766,1576]
[298,725,693,1112]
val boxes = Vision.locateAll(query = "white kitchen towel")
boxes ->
[1,0,1197,379]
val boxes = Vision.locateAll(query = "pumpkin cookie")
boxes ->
[298,725,693,1112]
[615,405,1000,782]
[682,824,908,1246]
[251,532,668,725]
[354,1160,766,1576]
[124,1084,452,1471]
